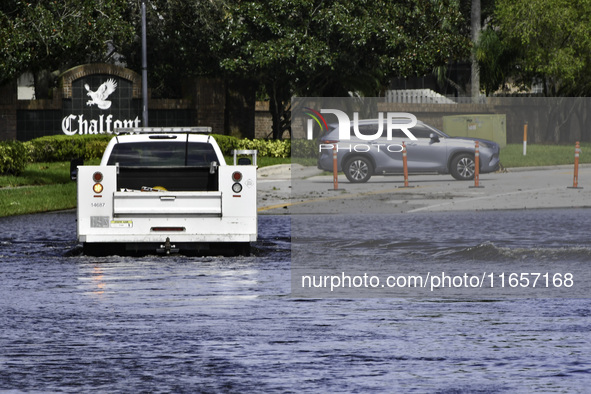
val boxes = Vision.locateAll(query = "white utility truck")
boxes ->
[72,127,257,255]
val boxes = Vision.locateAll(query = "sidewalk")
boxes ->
[257,164,591,214]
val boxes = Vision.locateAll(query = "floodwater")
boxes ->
[1,210,591,392]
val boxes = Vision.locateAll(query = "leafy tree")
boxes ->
[0,0,134,97]
[483,0,591,96]
[2,0,470,139]
[217,0,470,138]
[475,28,516,95]
[120,0,225,98]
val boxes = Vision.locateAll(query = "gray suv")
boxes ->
[317,118,500,183]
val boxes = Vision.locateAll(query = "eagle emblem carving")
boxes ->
[84,78,117,110]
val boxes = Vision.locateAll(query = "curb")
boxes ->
[505,163,591,173]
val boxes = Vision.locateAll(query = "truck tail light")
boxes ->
[92,171,104,194]
[232,171,242,182]
[232,171,243,194]
[92,171,103,182]
[232,183,243,193]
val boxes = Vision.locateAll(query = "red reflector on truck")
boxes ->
[232,171,242,182]
[151,227,186,232]
[92,171,103,182]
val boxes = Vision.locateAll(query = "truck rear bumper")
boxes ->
[79,216,257,244]
[81,239,253,256]
[80,232,257,243]
[79,217,256,255]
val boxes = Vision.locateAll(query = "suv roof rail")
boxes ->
[115,126,212,135]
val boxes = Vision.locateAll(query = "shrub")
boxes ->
[19,133,298,164]
[84,137,112,160]
[0,140,28,175]
[211,134,241,155]
[236,138,291,158]
[24,134,113,162]
[290,139,318,159]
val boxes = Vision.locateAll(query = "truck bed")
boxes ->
[117,166,218,191]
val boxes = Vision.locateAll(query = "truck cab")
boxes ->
[75,127,257,255]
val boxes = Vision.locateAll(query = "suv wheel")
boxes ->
[450,153,475,180]
[344,156,373,183]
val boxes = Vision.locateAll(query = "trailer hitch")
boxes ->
[157,237,179,255]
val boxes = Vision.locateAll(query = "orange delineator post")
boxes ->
[402,142,409,187]
[572,141,581,188]
[332,144,339,190]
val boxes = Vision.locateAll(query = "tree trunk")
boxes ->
[225,79,256,139]
[471,0,481,102]
[267,80,291,139]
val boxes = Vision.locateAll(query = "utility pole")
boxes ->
[141,0,148,126]
[471,0,481,102]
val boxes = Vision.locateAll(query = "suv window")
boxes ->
[107,142,217,166]
[409,125,434,139]
[356,125,383,137]
[356,124,407,139]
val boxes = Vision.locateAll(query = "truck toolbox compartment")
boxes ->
[113,191,222,216]
[117,166,219,191]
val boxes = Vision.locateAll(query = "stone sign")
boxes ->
[60,64,142,136]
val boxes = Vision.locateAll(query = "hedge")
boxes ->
[290,139,317,159]
[211,134,241,155]
[236,138,290,158]
[212,134,295,158]
[217,136,316,159]
[24,134,113,162]
[0,140,28,175]
[0,133,317,175]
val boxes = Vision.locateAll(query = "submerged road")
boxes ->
[257,164,591,214]
[1,168,590,392]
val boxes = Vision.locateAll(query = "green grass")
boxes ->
[224,155,291,167]
[0,162,73,188]
[0,183,77,217]
[499,143,591,168]
[0,159,101,188]
[257,156,291,167]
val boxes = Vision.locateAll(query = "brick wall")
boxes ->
[9,65,589,144]
[255,101,273,138]
[0,81,17,140]
[60,63,141,99]
[195,78,226,135]
[381,100,591,143]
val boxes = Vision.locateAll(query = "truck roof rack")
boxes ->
[115,127,212,135]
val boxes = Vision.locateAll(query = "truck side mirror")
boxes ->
[70,158,84,181]
[430,133,440,143]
